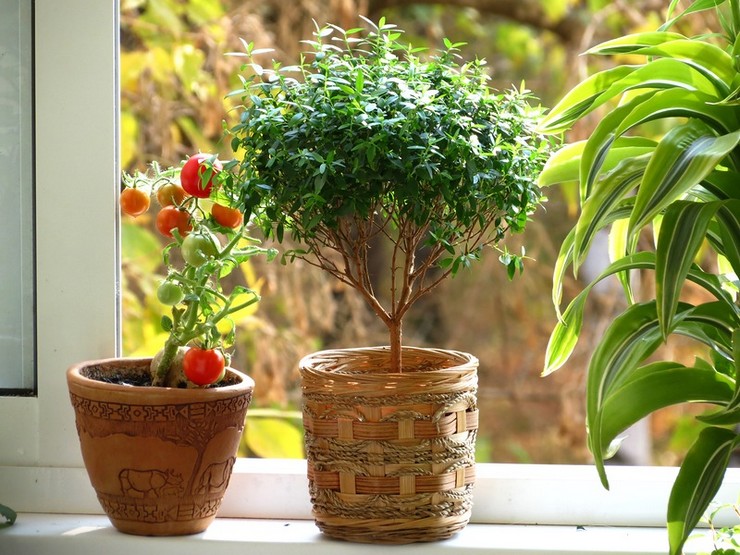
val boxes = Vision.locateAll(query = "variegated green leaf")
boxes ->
[656,200,721,338]
[667,426,739,555]
[573,154,650,273]
[551,200,635,322]
[546,253,659,376]
[662,0,731,30]
[632,40,735,94]
[587,301,689,486]
[586,31,686,55]
[629,121,740,236]
[539,66,637,133]
[592,58,719,109]
[597,362,733,458]
[537,141,586,186]
[716,200,740,275]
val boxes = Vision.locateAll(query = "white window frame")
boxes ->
[2,0,740,543]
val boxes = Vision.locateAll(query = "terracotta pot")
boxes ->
[67,357,253,536]
[299,346,479,544]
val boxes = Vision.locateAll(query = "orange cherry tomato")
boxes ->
[211,203,244,228]
[155,206,191,238]
[156,182,188,207]
[120,187,151,217]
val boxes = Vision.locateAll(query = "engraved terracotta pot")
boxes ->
[67,357,254,536]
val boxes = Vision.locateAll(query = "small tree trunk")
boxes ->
[389,318,403,372]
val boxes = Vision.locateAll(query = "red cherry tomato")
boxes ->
[120,187,151,217]
[156,206,192,238]
[182,347,226,386]
[211,203,244,228]
[180,154,222,198]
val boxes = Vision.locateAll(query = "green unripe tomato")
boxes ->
[157,280,184,305]
[181,231,219,266]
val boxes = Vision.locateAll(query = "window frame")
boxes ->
[1,0,739,533]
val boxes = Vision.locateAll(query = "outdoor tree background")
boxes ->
[120,0,705,463]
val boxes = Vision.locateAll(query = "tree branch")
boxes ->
[368,0,587,45]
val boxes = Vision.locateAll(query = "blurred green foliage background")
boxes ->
[119,0,710,463]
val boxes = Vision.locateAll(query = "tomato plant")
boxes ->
[211,203,244,228]
[181,231,219,266]
[120,187,150,217]
[182,347,226,386]
[156,182,187,206]
[156,206,191,238]
[156,280,184,306]
[180,153,222,198]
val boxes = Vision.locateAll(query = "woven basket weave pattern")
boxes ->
[300,346,479,544]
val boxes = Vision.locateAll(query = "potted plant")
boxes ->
[66,156,275,536]
[226,18,553,543]
[538,1,740,554]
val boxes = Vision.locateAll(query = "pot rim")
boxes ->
[67,356,254,400]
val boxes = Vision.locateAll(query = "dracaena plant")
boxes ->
[538,1,740,553]
[121,157,276,388]
[225,17,553,372]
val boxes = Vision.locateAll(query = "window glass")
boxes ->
[0,0,34,391]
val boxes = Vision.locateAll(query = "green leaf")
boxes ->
[716,200,740,276]
[586,31,686,55]
[0,503,16,528]
[539,66,637,133]
[573,154,650,273]
[631,40,735,94]
[629,121,740,236]
[244,413,304,458]
[667,426,739,555]
[591,58,719,110]
[545,252,657,376]
[598,363,733,457]
[587,301,682,486]
[656,200,721,338]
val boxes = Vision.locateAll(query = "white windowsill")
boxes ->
[1,514,717,555]
[2,460,737,555]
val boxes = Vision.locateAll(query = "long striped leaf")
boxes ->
[539,66,638,133]
[578,92,657,197]
[662,0,731,30]
[597,363,733,458]
[656,200,721,338]
[573,154,650,273]
[701,329,740,424]
[538,137,655,189]
[667,426,739,555]
[537,141,585,186]
[591,58,719,108]
[716,200,740,275]
[608,217,639,304]
[587,301,691,485]
[632,40,735,94]
[545,249,734,376]
[586,31,686,55]
[551,200,635,320]
[629,121,740,236]
[702,170,740,201]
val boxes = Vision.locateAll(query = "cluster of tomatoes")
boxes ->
[119,153,243,236]
[120,154,245,387]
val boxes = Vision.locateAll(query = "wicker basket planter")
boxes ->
[299,346,479,544]
[67,357,254,536]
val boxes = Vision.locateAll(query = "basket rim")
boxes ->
[299,345,478,376]
[299,346,478,396]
